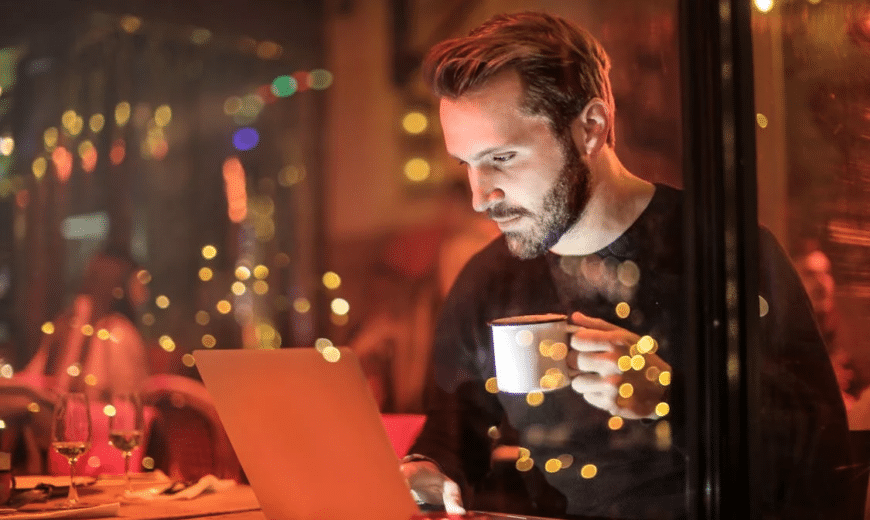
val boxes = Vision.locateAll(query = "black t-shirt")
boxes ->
[410,184,850,519]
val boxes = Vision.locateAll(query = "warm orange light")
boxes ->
[52,147,73,182]
[223,157,248,223]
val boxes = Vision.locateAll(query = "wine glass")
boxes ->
[51,392,92,507]
[107,392,144,495]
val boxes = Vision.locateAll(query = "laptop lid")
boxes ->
[194,347,420,520]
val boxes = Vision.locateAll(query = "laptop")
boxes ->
[193,347,420,520]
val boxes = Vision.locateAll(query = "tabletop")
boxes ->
[7,474,265,520]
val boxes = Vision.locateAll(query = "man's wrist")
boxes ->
[401,453,441,466]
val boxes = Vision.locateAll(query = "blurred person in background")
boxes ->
[16,248,149,400]
[793,243,867,411]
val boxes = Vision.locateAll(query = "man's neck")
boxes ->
[549,148,655,256]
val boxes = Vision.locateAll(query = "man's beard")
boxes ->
[493,138,591,260]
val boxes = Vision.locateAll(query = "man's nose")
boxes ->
[468,167,503,213]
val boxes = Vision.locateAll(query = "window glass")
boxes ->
[752,0,870,517]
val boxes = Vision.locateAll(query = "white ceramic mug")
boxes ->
[489,313,571,393]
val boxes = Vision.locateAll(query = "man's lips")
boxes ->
[489,212,526,229]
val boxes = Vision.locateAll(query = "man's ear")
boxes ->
[571,98,610,156]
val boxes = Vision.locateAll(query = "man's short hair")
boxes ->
[423,10,616,146]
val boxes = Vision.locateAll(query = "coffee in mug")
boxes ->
[489,313,571,393]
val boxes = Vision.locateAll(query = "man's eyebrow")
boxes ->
[452,146,510,163]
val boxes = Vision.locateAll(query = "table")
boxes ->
[10,476,265,520]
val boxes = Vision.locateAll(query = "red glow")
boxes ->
[152,139,169,160]
[15,189,29,209]
[293,71,310,92]
[222,156,248,223]
[257,84,278,104]
[82,148,98,173]
[110,140,126,165]
[52,147,73,182]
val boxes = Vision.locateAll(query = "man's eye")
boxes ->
[492,153,515,163]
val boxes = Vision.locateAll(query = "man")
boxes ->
[400,11,850,520]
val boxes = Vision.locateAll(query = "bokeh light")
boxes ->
[89,114,105,133]
[199,267,213,281]
[615,302,631,319]
[155,105,172,127]
[659,371,672,386]
[754,0,774,12]
[322,346,341,363]
[155,295,170,309]
[293,298,311,313]
[256,41,283,60]
[202,245,217,260]
[52,147,73,182]
[278,165,306,186]
[402,111,428,134]
[314,338,334,352]
[120,15,142,33]
[271,76,298,98]
[182,354,196,367]
[32,157,47,179]
[545,459,562,473]
[308,69,333,90]
[608,416,624,430]
[202,334,217,348]
[190,28,212,45]
[115,102,131,126]
[224,96,242,116]
[110,139,126,165]
[43,127,58,149]
[223,157,248,223]
[404,158,431,182]
[0,136,13,156]
[159,335,175,352]
[216,300,232,314]
[233,128,260,151]
[580,464,598,479]
[253,265,269,279]
[330,298,350,316]
[526,391,544,407]
[322,271,341,289]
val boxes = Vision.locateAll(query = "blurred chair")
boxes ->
[0,380,57,475]
[141,374,242,482]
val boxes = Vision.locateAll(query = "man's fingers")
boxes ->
[570,332,615,352]
[570,373,613,394]
[569,351,621,377]
[570,311,620,331]
[442,481,466,514]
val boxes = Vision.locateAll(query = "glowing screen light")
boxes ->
[233,128,260,151]
[271,75,298,97]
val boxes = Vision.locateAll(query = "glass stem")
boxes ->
[124,452,132,492]
[68,460,79,504]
